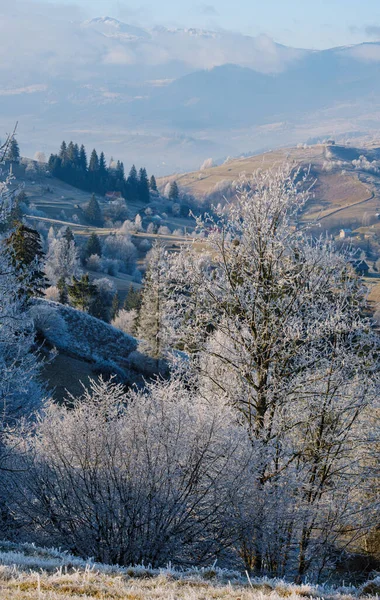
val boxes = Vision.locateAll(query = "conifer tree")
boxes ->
[111,291,120,320]
[169,180,179,201]
[88,149,99,172]
[63,226,74,244]
[68,273,98,312]
[88,149,100,191]
[85,232,102,258]
[79,144,87,172]
[57,276,68,304]
[137,242,167,358]
[85,194,102,225]
[6,224,46,296]
[59,141,68,164]
[138,167,150,204]
[123,284,141,311]
[126,165,139,202]
[6,138,20,163]
[149,175,158,192]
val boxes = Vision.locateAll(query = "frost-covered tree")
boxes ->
[112,308,137,336]
[44,233,81,285]
[103,233,137,274]
[164,166,380,578]
[7,376,252,566]
[0,144,43,429]
[138,242,168,358]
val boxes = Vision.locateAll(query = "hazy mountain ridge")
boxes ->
[2,14,380,172]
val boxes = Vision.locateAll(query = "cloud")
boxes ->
[365,25,380,39]
[198,4,219,16]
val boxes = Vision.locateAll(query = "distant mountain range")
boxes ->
[1,15,380,174]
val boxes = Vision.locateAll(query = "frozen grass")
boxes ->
[0,541,379,600]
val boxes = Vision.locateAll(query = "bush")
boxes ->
[7,376,251,567]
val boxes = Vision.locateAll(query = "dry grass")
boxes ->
[0,543,377,600]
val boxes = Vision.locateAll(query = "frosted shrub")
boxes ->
[8,376,252,567]
[86,253,102,271]
[112,309,138,335]
[103,234,137,274]
[158,225,171,235]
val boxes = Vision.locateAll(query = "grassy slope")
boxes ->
[0,542,379,600]
[158,144,378,227]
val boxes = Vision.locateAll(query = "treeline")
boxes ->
[48,141,158,201]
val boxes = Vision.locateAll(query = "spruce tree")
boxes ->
[57,276,68,304]
[59,141,68,164]
[85,232,102,258]
[123,284,142,311]
[89,149,100,192]
[169,181,179,201]
[111,292,120,320]
[126,165,139,202]
[88,149,99,172]
[63,226,74,244]
[68,274,98,312]
[6,224,46,296]
[79,144,88,172]
[6,138,20,163]
[138,167,150,204]
[85,194,102,225]
[149,175,158,192]
[137,242,167,358]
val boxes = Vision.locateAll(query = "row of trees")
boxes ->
[48,141,158,201]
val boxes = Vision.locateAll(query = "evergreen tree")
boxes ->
[68,273,98,312]
[111,292,120,320]
[85,232,102,258]
[85,194,102,225]
[6,224,46,296]
[126,165,139,202]
[59,141,68,164]
[63,226,74,244]
[137,242,167,358]
[123,284,142,311]
[67,141,76,163]
[149,175,158,192]
[88,149,100,192]
[88,149,99,172]
[6,138,20,163]
[57,276,68,304]
[79,144,87,172]
[169,181,179,201]
[138,167,150,204]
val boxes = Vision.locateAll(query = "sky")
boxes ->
[38,0,380,49]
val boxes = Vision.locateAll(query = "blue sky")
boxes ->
[41,0,380,49]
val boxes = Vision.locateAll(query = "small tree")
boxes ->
[85,194,102,225]
[68,274,98,312]
[123,284,141,311]
[137,242,167,358]
[149,175,158,192]
[57,276,68,304]
[111,291,120,320]
[85,233,102,259]
[168,181,179,201]
[6,138,20,163]
[6,224,46,296]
